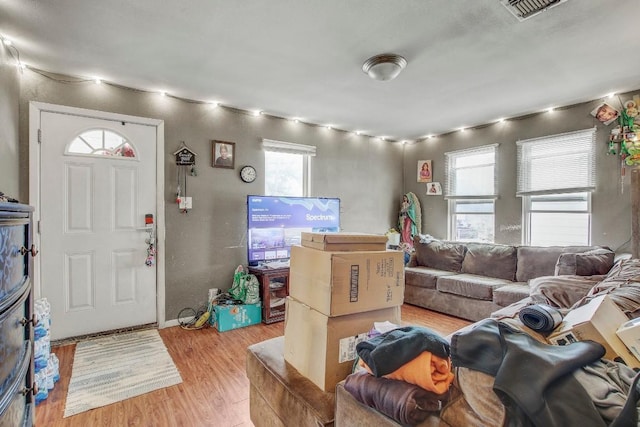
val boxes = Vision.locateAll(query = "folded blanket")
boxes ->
[356,326,450,377]
[519,303,563,333]
[360,351,454,395]
[344,370,447,426]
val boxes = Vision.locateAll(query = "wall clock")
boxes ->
[240,165,257,183]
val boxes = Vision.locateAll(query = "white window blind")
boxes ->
[444,144,498,199]
[516,128,595,196]
[262,138,316,156]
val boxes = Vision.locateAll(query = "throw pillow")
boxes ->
[461,243,517,281]
[414,240,466,272]
[554,248,615,276]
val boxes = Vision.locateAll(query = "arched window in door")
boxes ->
[66,129,137,158]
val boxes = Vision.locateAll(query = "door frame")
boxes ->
[28,101,167,328]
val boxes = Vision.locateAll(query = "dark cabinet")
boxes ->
[248,267,289,324]
[0,203,35,427]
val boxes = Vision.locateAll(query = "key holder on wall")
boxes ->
[173,141,198,213]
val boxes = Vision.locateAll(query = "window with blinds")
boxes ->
[516,128,596,196]
[262,139,315,196]
[444,144,498,242]
[517,128,596,245]
[444,144,498,199]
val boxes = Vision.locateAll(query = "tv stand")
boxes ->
[248,266,289,324]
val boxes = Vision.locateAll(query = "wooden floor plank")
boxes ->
[35,304,471,426]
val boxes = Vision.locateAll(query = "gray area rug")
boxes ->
[64,329,182,417]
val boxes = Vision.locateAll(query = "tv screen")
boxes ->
[247,195,340,266]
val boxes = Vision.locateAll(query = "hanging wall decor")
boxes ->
[173,142,198,213]
[212,140,235,169]
[606,94,640,166]
[417,160,432,183]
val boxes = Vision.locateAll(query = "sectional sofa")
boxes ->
[404,235,615,321]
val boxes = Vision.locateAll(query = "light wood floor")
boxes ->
[35,304,471,427]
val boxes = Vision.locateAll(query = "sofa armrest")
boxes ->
[407,253,418,267]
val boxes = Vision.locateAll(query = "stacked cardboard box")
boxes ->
[284,232,405,392]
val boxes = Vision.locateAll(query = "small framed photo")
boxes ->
[426,182,442,195]
[212,140,235,169]
[591,103,619,125]
[417,160,432,183]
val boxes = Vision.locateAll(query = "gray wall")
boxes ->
[0,43,20,198]
[402,92,636,251]
[17,70,403,320]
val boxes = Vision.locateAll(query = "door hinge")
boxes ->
[37,129,42,144]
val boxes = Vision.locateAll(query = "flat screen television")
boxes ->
[247,195,340,266]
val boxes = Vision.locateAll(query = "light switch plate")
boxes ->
[179,197,193,209]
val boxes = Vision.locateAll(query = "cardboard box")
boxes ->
[547,295,640,368]
[284,297,401,392]
[301,232,388,252]
[616,318,640,363]
[212,303,261,332]
[289,245,404,317]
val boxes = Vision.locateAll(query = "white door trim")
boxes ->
[28,101,167,328]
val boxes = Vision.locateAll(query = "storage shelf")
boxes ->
[248,266,289,324]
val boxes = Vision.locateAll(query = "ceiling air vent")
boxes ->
[500,0,568,21]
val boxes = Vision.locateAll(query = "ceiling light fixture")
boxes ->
[362,53,407,81]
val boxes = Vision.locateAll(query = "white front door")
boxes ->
[39,111,158,340]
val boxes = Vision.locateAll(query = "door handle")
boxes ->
[19,245,39,257]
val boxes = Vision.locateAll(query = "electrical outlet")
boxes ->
[179,197,193,210]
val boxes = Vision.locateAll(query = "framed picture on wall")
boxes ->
[417,160,432,183]
[212,140,235,169]
[426,182,442,195]
[590,102,619,125]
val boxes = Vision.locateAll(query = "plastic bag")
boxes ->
[229,265,260,304]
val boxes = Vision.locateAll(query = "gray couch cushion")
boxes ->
[554,248,615,276]
[437,274,512,301]
[492,283,530,307]
[414,239,466,272]
[405,266,457,289]
[515,246,597,283]
[461,243,517,281]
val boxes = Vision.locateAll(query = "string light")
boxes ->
[4,32,631,145]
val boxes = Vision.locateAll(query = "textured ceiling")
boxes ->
[2,0,639,141]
